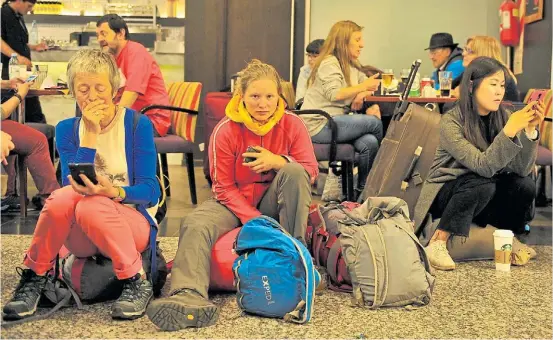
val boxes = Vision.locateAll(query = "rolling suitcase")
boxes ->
[203,92,233,184]
[360,60,442,216]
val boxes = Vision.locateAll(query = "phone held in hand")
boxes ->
[25,74,38,83]
[244,146,260,163]
[68,163,98,186]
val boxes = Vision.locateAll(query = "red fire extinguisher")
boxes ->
[499,0,521,46]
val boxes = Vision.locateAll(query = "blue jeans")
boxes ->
[311,114,383,191]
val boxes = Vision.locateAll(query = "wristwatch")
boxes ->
[13,93,23,104]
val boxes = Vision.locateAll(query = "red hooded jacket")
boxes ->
[209,111,319,224]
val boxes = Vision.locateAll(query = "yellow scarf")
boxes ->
[225,95,285,136]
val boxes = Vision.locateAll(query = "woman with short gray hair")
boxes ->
[2,49,160,321]
[66,49,120,96]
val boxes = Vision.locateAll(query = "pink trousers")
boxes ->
[24,186,150,279]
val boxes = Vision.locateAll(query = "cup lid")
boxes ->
[493,229,514,237]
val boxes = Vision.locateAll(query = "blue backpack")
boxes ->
[232,216,320,324]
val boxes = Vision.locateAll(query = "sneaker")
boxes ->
[3,268,48,320]
[1,195,29,212]
[147,289,220,331]
[425,240,456,271]
[111,274,153,320]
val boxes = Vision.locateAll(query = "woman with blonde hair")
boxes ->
[300,20,383,199]
[146,59,318,331]
[451,36,519,101]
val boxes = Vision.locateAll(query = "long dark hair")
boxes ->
[458,56,509,151]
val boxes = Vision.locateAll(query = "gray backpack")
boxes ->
[338,197,435,309]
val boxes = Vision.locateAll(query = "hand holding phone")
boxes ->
[528,100,546,130]
[243,146,261,163]
[532,93,543,111]
[25,74,38,83]
[68,163,98,186]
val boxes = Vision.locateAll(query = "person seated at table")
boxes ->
[2,49,160,321]
[295,38,324,102]
[1,0,48,124]
[425,32,464,90]
[1,78,59,211]
[413,57,543,271]
[300,20,382,199]
[450,36,519,101]
[96,14,171,137]
[146,59,318,331]
[359,64,386,118]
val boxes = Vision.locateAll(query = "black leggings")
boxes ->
[429,172,535,237]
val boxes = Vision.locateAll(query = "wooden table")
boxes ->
[1,89,66,124]
[1,88,65,217]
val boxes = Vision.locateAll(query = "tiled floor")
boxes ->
[2,164,552,244]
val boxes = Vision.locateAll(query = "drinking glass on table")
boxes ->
[381,69,394,95]
[400,69,409,84]
[33,64,48,89]
[439,71,453,97]
[399,68,410,93]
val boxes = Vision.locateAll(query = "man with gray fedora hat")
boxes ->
[425,32,464,90]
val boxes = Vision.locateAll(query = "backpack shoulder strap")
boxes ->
[326,239,352,292]
[351,225,388,309]
[395,221,434,276]
[283,235,319,324]
[127,109,161,283]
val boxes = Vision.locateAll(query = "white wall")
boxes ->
[309,0,503,77]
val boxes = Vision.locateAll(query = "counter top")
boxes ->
[31,48,184,66]
[26,14,185,27]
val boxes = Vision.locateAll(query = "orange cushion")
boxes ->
[524,89,552,151]
[167,82,203,142]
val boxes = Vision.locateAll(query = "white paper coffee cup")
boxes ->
[493,229,514,271]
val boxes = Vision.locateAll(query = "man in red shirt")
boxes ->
[96,14,171,136]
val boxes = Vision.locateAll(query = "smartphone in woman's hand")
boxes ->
[68,163,98,186]
[244,146,260,163]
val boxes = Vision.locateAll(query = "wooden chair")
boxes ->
[292,109,357,201]
[141,82,203,205]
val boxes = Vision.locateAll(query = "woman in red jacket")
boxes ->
[147,59,319,331]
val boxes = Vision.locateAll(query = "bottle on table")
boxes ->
[421,76,435,98]
[409,73,421,97]
[8,53,20,80]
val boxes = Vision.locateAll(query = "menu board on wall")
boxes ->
[525,0,544,24]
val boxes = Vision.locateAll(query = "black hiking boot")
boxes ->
[146,288,220,331]
[3,268,48,320]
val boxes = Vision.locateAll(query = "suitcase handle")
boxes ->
[393,59,422,121]
[401,146,423,191]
